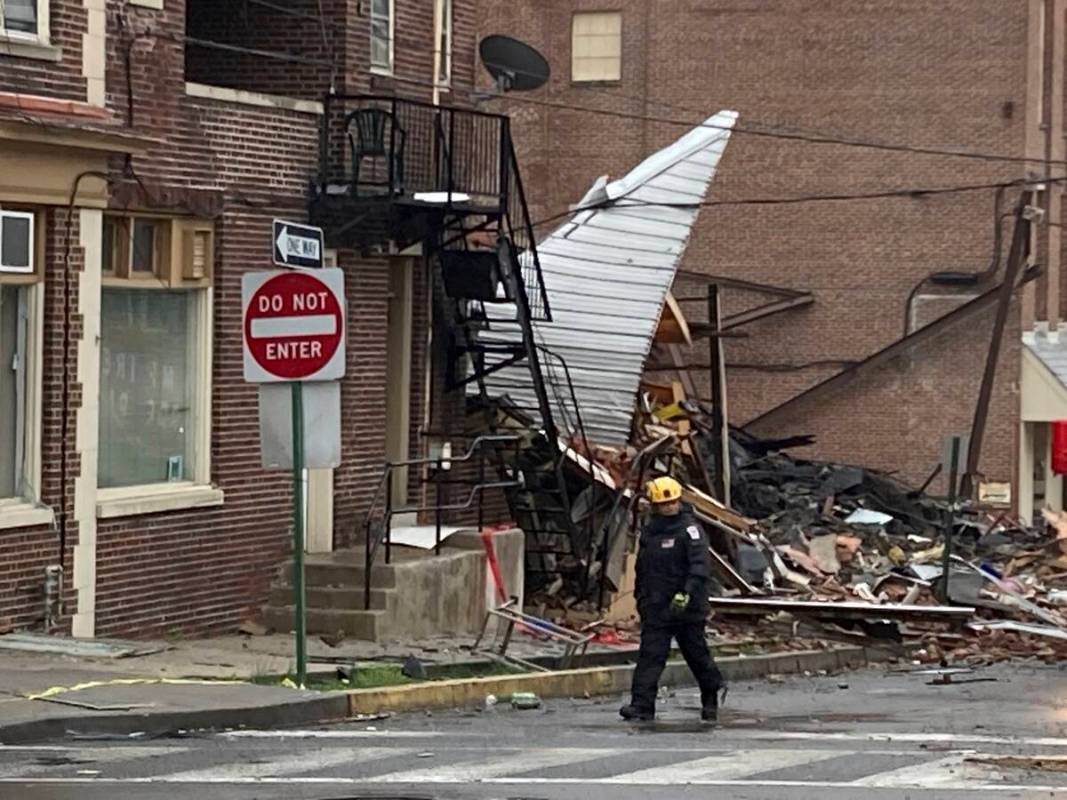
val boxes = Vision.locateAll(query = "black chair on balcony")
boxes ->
[346,107,406,197]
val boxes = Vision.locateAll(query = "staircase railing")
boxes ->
[361,434,522,610]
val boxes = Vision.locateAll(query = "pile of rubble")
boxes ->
[574,386,1067,665]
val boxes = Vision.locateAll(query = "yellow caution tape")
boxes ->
[26,677,251,701]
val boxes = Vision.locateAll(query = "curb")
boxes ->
[0,645,899,744]
[348,644,901,715]
[0,694,350,745]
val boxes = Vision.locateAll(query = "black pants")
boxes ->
[630,618,723,711]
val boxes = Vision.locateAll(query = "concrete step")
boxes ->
[270,585,390,611]
[262,605,385,641]
[285,561,397,589]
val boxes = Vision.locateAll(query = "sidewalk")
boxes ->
[0,630,904,744]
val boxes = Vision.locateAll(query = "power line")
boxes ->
[526,177,1052,231]
[387,72,1056,169]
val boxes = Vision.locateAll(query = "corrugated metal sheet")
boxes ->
[1025,334,1067,385]
[477,110,738,445]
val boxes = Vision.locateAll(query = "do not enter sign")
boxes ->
[242,269,346,382]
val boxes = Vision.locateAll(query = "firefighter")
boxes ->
[620,476,724,722]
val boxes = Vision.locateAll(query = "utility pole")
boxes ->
[961,192,1032,498]
[707,284,731,506]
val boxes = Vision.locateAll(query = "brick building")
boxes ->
[0,0,539,637]
[476,0,1067,520]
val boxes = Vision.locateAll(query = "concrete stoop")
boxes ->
[262,542,489,642]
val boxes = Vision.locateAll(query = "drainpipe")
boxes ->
[1048,0,1065,339]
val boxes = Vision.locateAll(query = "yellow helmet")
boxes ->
[646,476,683,504]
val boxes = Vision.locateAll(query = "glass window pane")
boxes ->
[102,218,117,274]
[0,286,20,497]
[371,0,389,19]
[370,23,390,67]
[98,289,194,489]
[3,0,37,34]
[1,215,30,270]
[131,219,157,274]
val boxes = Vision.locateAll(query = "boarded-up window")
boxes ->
[572,11,622,82]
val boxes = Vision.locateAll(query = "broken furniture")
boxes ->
[472,600,593,672]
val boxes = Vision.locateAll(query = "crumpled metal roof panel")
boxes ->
[478,110,738,446]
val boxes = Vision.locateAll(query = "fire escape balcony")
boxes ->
[310,96,521,254]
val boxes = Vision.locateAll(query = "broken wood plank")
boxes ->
[708,596,975,621]
[682,484,753,532]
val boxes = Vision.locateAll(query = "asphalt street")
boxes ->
[5,662,1067,799]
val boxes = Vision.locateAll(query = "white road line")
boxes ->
[250,315,336,338]
[220,730,446,739]
[602,749,846,783]
[366,748,619,783]
[851,754,973,788]
[5,777,1067,792]
[155,747,403,782]
[727,730,1067,748]
[0,747,187,779]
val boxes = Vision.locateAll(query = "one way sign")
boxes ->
[273,219,324,269]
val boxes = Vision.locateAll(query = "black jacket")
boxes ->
[634,503,712,623]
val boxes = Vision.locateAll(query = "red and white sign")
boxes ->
[242,269,346,383]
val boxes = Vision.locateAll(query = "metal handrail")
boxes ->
[361,434,522,609]
[535,343,601,592]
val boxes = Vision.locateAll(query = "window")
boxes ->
[369,0,394,74]
[98,215,214,493]
[571,11,622,83]
[1,0,48,40]
[98,289,197,488]
[0,209,45,522]
[0,284,27,498]
[436,0,452,87]
[0,211,33,273]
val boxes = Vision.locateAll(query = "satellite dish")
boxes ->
[479,35,550,92]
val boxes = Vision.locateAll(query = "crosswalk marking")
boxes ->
[0,741,1061,793]
[221,729,446,739]
[366,747,618,783]
[851,754,973,787]
[598,749,845,784]
[156,747,404,782]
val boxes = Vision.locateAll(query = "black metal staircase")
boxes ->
[311,94,599,600]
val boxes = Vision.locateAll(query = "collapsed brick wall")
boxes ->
[480,0,1030,489]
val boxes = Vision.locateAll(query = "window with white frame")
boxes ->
[571,11,622,83]
[436,0,452,87]
[369,0,394,73]
[0,209,43,511]
[98,214,214,491]
[1,0,49,40]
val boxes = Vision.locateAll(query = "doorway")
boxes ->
[385,258,414,508]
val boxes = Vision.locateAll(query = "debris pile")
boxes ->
[573,384,1067,665]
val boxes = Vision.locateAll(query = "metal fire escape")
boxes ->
[310,95,595,595]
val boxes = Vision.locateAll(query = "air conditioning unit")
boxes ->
[0,210,34,274]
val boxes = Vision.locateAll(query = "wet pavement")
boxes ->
[5,661,1067,799]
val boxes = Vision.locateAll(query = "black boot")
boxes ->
[620,704,655,721]
[701,686,724,722]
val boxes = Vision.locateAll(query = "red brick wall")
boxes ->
[0,0,88,101]
[184,0,337,100]
[0,208,80,629]
[479,0,1030,488]
[2,0,493,636]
